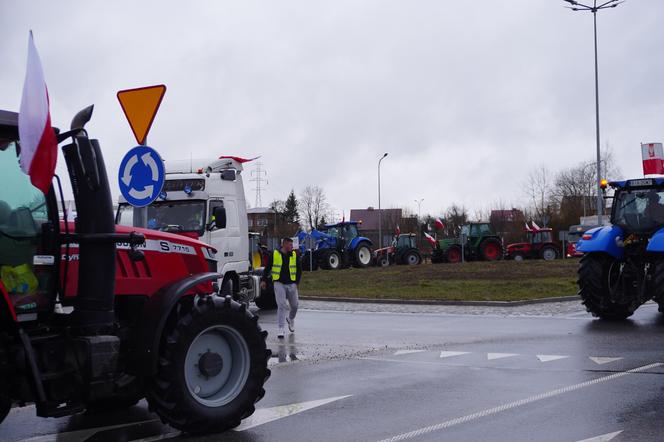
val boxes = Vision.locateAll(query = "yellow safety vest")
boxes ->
[272,250,297,282]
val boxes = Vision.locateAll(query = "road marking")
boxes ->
[536,354,569,362]
[589,357,623,365]
[235,395,352,431]
[129,431,181,442]
[377,362,661,442]
[576,430,623,442]
[23,419,159,442]
[487,353,518,360]
[394,350,426,356]
[439,351,470,359]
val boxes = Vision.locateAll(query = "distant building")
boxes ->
[247,207,300,249]
[350,207,417,247]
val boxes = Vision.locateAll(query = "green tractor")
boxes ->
[373,233,422,266]
[431,222,504,263]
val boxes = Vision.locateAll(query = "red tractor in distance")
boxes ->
[0,106,270,434]
[506,222,560,261]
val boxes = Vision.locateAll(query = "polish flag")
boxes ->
[434,218,445,230]
[18,32,57,195]
[423,232,437,247]
[395,224,401,236]
[641,143,664,175]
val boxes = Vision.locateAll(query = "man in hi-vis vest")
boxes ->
[261,237,302,338]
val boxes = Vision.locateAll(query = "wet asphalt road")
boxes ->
[3,301,664,442]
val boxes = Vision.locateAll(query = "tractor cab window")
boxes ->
[0,142,53,311]
[470,224,491,237]
[532,231,553,244]
[614,189,664,232]
[397,235,414,248]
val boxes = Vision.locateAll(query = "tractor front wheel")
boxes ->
[446,246,462,263]
[354,243,372,268]
[321,250,342,270]
[541,246,558,261]
[402,249,422,265]
[377,255,390,267]
[147,296,271,434]
[578,253,636,320]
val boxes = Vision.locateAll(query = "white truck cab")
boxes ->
[116,156,269,305]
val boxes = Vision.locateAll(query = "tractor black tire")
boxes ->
[431,249,445,264]
[0,394,10,425]
[377,255,390,267]
[511,252,525,262]
[401,249,422,265]
[479,239,503,261]
[650,258,664,313]
[255,283,277,310]
[353,243,372,268]
[321,250,342,270]
[445,246,463,264]
[578,253,636,320]
[541,246,558,261]
[147,295,271,435]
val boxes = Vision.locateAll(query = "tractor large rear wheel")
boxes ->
[354,243,372,268]
[578,253,636,320]
[401,249,422,265]
[650,258,664,313]
[480,239,503,261]
[147,296,271,434]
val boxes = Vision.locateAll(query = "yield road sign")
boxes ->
[118,145,165,207]
[117,85,166,145]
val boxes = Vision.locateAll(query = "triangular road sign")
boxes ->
[117,84,166,145]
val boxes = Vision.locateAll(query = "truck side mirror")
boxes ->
[213,206,227,229]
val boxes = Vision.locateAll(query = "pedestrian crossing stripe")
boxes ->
[440,351,470,359]
[394,350,426,356]
[589,357,623,365]
[487,353,518,360]
[536,355,570,362]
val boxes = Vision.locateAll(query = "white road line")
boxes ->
[440,351,470,359]
[129,431,181,442]
[394,350,426,356]
[377,362,661,442]
[487,353,518,360]
[235,395,352,431]
[536,354,570,362]
[23,419,159,442]
[576,430,623,442]
[589,357,623,365]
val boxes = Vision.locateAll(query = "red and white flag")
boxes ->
[423,232,437,247]
[18,32,57,195]
[434,218,445,230]
[641,143,664,175]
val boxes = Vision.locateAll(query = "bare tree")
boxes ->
[299,185,329,230]
[524,166,555,226]
[443,205,468,238]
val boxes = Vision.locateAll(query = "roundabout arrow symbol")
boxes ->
[122,154,138,187]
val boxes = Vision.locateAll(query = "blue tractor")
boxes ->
[298,221,373,270]
[577,178,664,319]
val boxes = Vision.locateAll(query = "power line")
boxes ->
[250,162,268,207]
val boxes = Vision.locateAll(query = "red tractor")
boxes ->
[506,222,560,261]
[0,106,270,433]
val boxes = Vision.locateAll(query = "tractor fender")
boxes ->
[646,227,664,252]
[349,237,372,250]
[576,225,624,259]
[128,272,221,376]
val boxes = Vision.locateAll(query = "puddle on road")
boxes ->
[268,334,306,365]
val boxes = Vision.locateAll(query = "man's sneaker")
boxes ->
[287,317,295,333]
[277,327,285,339]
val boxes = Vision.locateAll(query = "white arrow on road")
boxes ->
[576,430,623,442]
[235,395,352,431]
[440,351,470,359]
[394,350,426,356]
[122,154,139,186]
[141,152,159,181]
[536,354,569,362]
[487,353,518,360]
[589,357,623,365]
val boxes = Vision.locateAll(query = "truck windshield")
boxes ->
[117,200,207,235]
[613,189,664,232]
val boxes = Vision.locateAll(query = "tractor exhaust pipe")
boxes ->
[61,106,116,330]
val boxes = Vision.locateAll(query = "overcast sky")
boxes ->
[2,0,663,220]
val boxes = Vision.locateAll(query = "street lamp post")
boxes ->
[563,0,624,224]
[414,198,424,222]
[378,153,388,249]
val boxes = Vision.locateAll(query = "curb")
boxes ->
[299,295,580,307]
